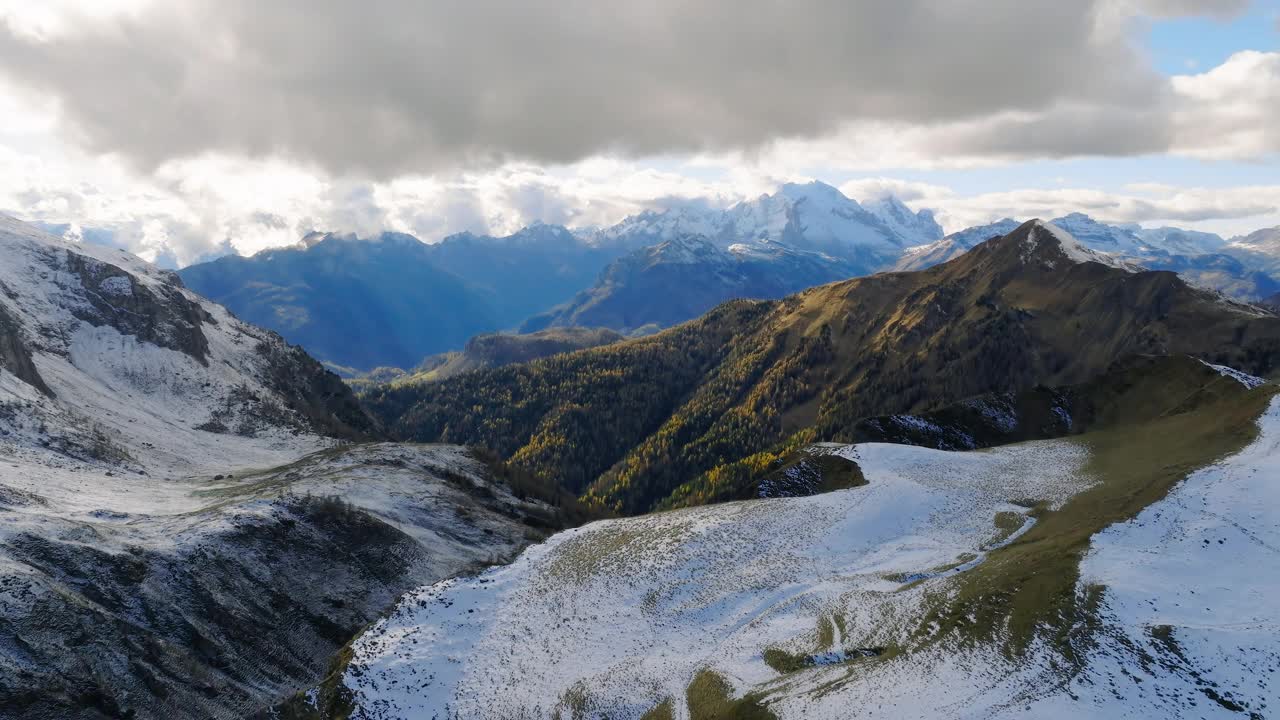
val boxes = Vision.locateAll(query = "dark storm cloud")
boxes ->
[0,0,1245,176]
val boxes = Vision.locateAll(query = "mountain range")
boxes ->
[333,223,1280,718]
[174,182,1280,376]
[5,210,1280,719]
[177,231,499,371]
[521,235,860,334]
[179,182,947,370]
[363,219,1280,514]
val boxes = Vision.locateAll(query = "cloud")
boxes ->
[0,145,747,265]
[0,0,1218,177]
[1170,51,1280,160]
[0,1,1273,263]
[885,183,1280,235]
[1126,0,1249,19]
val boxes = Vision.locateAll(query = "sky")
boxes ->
[0,0,1278,267]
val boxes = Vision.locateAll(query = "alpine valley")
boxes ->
[4,209,1280,720]
[8,1,1280,718]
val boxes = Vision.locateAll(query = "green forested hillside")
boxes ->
[364,221,1280,514]
[396,327,625,384]
[658,353,1263,509]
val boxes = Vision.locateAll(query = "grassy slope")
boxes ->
[914,383,1276,669]
[717,380,1276,716]
[660,354,1260,509]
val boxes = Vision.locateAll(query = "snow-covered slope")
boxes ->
[344,439,1095,719]
[1136,226,1227,256]
[0,442,564,719]
[1048,213,1153,257]
[586,205,723,251]
[1026,220,1142,271]
[342,374,1279,720]
[894,218,1021,271]
[0,215,372,479]
[864,195,944,247]
[1229,226,1280,257]
[0,215,569,718]
[896,214,1278,300]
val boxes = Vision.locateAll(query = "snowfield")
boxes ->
[345,398,1280,719]
[1059,395,1280,718]
[344,440,1095,718]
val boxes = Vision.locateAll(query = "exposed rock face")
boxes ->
[64,251,215,365]
[0,218,573,719]
[0,301,53,397]
[0,445,561,720]
[0,215,377,469]
[255,338,381,439]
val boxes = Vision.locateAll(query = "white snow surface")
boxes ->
[1057,395,1280,718]
[864,195,944,247]
[1027,220,1140,272]
[347,396,1280,719]
[1200,360,1268,390]
[344,439,1096,719]
[0,214,332,480]
[585,183,932,263]
[1228,226,1280,257]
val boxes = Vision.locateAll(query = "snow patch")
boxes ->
[97,275,133,297]
[1199,360,1268,389]
[1027,220,1140,272]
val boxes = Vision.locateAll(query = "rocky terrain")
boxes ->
[0,217,570,718]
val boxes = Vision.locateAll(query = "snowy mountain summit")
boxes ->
[585,182,940,275]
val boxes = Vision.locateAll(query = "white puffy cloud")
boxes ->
[1170,51,1280,160]
[851,182,1280,236]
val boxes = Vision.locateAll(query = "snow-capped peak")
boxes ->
[1047,213,1151,257]
[1024,219,1138,272]
[582,182,935,273]
[777,179,854,205]
[1228,226,1280,256]
[864,194,944,246]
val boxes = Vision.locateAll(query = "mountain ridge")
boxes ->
[0,215,597,719]
[339,370,1279,719]
[178,232,500,370]
[365,219,1280,514]
[521,234,860,334]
